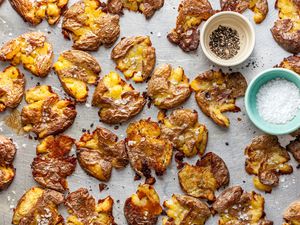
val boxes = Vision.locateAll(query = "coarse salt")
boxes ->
[256,78,300,124]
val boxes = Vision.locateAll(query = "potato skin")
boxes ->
[286,137,300,163]
[283,201,300,224]
[276,55,300,75]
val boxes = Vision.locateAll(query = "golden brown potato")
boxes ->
[53,50,101,102]
[31,135,76,192]
[283,200,300,225]
[126,119,173,177]
[276,55,300,75]
[62,0,120,51]
[245,135,293,193]
[162,194,211,225]
[12,187,64,225]
[167,0,214,52]
[287,137,300,163]
[107,0,164,18]
[147,64,191,109]
[65,188,115,224]
[158,109,208,157]
[111,36,156,83]
[21,85,77,138]
[212,186,273,225]
[0,66,25,112]
[190,70,247,128]
[0,135,16,190]
[178,152,229,201]
[9,0,68,25]
[92,71,145,124]
[0,32,53,77]
[124,184,162,225]
[76,127,128,181]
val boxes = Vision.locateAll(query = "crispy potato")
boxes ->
[283,201,300,225]
[92,71,145,124]
[53,50,101,102]
[162,194,211,225]
[124,184,162,225]
[62,0,120,51]
[0,32,53,77]
[147,64,191,109]
[167,0,214,52]
[245,135,293,193]
[158,108,208,157]
[0,66,25,112]
[178,152,229,201]
[12,187,64,225]
[287,137,300,163]
[31,135,76,192]
[21,85,77,138]
[9,0,68,25]
[220,0,249,13]
[65,188,115,224]
[276,55,300,75]
[191,70,247,128]
[107,0,164,18]
[76,127,128,181]
[111,36,156,83]
[212,186,273,225]
[126,119,173,177]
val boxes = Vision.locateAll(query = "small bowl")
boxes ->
[245,68,300,135]
[200,11,255,67]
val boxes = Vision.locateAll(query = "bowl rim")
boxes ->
[245,68,300,135]
[200,11,255,67]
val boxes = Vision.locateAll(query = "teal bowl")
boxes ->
[245,68,300,135]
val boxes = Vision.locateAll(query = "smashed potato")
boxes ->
[162,194,211,225]
[65,188,115,224]
[124,184,162,225]
[111,36,156,83]
[21,85,77,138]
[76,127,128,181]
[245,135,293,193]
[9,0,68,25]
[0,135,16,190]
[92,71,145,124]
[191,70,247,127]
[12,187,64,225]
[212,186,273,225]
[0,66,25,112]
[107,0,164,18]
[147,64,191,109]
[178,152,229,201]
[0,32,53,77]
[158,108,208,157]
[167,0,214,52]
[62,0,120,51]
[31,135,76,192]
[283,200,300,225]
[126,119,173,177]
[277,55,300,75]
[287,136,300,163]
[53,50,101,102]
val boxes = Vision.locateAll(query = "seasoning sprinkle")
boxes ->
[209,25,240,60]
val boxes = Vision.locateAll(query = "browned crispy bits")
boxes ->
[276,55,300,75]
[167,0,214,52]
[190,70,247,128]
[287,136,300,164]
[212,186,273,225]
[0,135,16,190]
[178,152,229,201]
[62,0,120,51]
[65,188,116,224]
[53,50,101,102]
[0,32,53,77]
[158,108,208,157]
[245,135,293,193]
[21,85,77,138]
[126,119,173,178]
[31,135,76,192]
[76,127,128,181]
[124,184,162,225]
[162,194,211,225]
[12,187,64,225]
[147,64,191,109]
[92,71,146,124]
[283,200,300,225]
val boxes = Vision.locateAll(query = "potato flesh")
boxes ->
[277,0,300,30]
[183,16,202,31]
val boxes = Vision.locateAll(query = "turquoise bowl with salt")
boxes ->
[245,68,300,135]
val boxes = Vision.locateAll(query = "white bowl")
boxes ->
[200,11,255,67]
